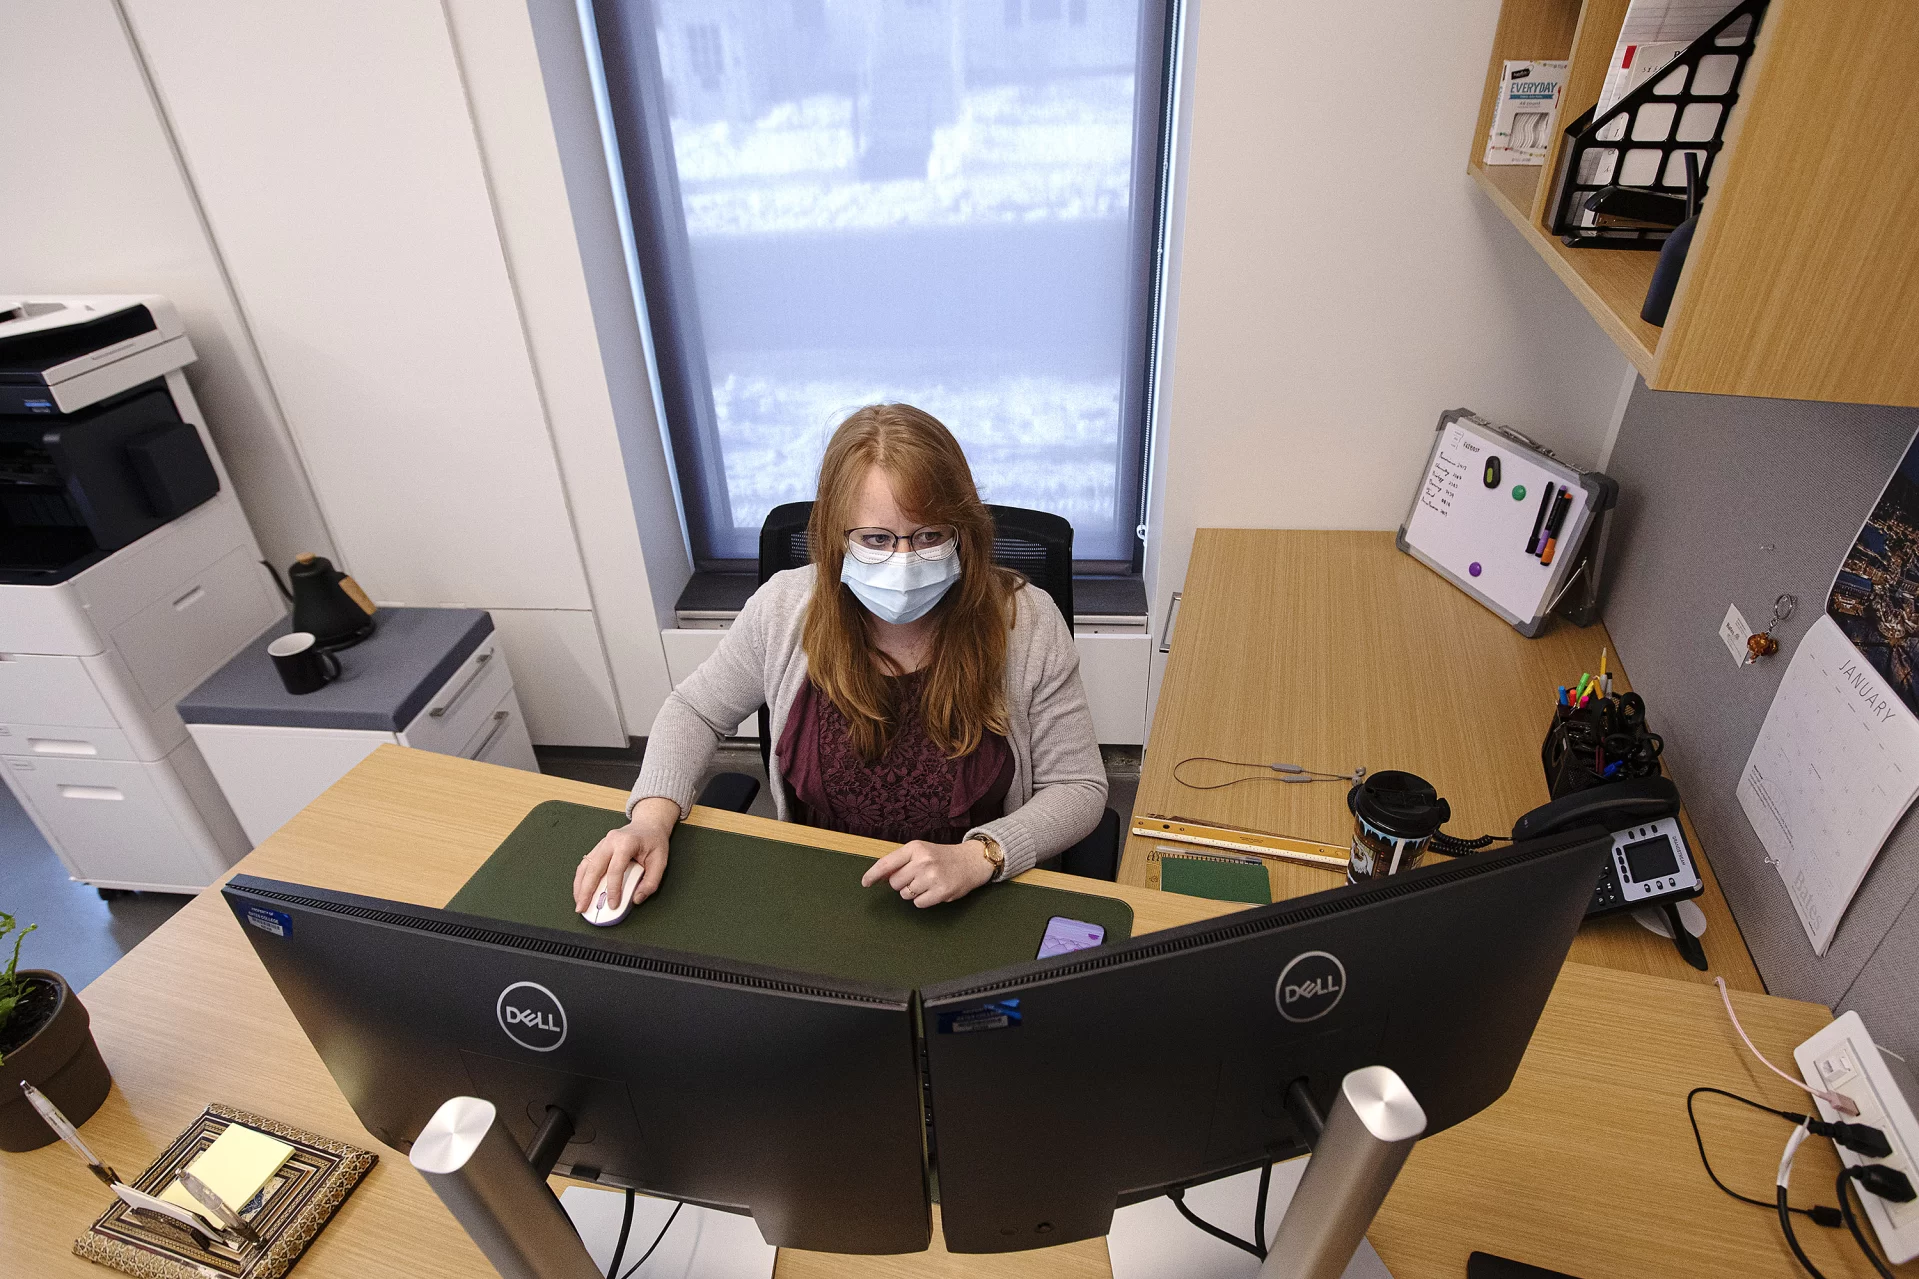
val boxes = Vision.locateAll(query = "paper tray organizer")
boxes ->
[73,1103,375,1279]
[1545,0,1767,248]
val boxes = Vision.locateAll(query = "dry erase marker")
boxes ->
[1539,491,1573,564]
[1526,484,1557,554]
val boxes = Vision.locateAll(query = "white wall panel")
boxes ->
[119,0,593,611]
[1075,634,1151,745]
[441,0,678,735]
[0,1,333,570]
[490,610,625,747]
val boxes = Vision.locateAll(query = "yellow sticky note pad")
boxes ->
[158,1123,294,1229]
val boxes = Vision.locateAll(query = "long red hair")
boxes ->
[802,404,1021,761]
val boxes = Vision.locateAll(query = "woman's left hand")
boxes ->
[861,839,996,908]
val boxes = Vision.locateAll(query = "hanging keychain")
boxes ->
[1745,593,1796,664]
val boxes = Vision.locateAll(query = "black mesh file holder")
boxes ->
[1546,0,1767,248]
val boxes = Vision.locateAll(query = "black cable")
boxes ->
[1687,1089,1841,1225]
[619,1201,682,1279]
[1779,1185,1828,1279]
[1838,1170,1898,1279]
[605,1189,635,1279]
[1253,1161,1272,1256]
[1168,1165,1274,1261]
[1428,831,1508,856]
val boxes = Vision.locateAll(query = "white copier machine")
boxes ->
[0,295,282,892]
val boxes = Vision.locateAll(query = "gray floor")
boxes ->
[0,739,1141,992]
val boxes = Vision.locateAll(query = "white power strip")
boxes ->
[1795,1012,1919,1264]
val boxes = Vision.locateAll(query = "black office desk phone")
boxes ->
[1512,777,1706,970]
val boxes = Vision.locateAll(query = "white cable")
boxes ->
[1777,1121,1812,1189]
[1717,978,1860,1117]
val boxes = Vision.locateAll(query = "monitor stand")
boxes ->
[408,1095,775,1279]
[1108,1066,1426,1279]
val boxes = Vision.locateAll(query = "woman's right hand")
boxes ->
[573,797,679,914]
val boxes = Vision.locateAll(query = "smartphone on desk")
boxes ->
[1036,916,1105,959]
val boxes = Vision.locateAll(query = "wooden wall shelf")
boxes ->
[1470,0,1919,408]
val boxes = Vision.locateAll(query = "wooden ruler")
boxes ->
[1130,813,1349,870]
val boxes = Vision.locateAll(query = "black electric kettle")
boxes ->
[264,553,377,650]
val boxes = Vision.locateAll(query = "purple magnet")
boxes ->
[1468,562,1482,577]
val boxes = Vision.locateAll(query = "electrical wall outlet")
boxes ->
[1796,1012,1919,1263]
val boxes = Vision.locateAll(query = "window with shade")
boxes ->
[590,0,1176,571]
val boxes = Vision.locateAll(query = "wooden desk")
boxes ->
[2,747,1902,1278]
[1127,529,1765,992]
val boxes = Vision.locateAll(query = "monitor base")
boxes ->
[559,1186,776,1279]
[1108,1164,1395,1279]
[1109,1066,1424,1279]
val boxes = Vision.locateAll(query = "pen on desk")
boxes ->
[20,1081,118,1187]
[1526,484,1556,554]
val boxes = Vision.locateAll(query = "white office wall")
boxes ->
[442,0,681,732]
[118,1,593,612]
[1144,0,1632,721]
[0,1,334,572]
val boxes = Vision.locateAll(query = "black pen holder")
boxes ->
[1541,692,1664,800]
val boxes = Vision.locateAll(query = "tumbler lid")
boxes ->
[1346,770,1450,838]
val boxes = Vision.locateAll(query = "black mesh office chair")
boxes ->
[700,500,1119,881]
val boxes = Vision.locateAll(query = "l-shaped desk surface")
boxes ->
[0,746,1899,1277]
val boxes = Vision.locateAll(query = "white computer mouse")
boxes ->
[582,863,643,927]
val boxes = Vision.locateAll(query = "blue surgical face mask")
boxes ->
[839,543,962,625]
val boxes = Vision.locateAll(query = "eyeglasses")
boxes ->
[844,525,959,565]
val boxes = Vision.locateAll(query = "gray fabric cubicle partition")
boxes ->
[1599,379,1919,1059]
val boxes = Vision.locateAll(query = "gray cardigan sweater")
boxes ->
[628,566,1107,878]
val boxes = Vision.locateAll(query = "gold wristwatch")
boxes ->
[977,834,1006,879]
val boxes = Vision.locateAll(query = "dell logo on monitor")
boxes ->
[496,981,567,1052]
[1275,951,1346,1023]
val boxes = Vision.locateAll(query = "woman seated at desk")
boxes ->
[572,403,1106,915]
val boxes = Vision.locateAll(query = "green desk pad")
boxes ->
[446,801,1134,990]
[1159,855,1272,905]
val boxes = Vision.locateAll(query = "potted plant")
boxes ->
[0,912,113,1151]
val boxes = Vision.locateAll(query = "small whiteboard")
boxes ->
[1397,409,1612,637]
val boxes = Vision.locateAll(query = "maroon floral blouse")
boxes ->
[776,670,1013,845]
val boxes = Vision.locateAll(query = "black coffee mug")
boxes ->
[269,631,341,695]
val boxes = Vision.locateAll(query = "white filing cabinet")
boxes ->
[180,609,536,846]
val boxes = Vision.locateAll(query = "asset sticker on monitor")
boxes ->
[937,1000,1022,1034]
[243,906,292,938]
[1036,916,1106,959]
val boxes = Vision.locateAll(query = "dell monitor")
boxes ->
[221,875,930,1254]
[921,827,1612,1252]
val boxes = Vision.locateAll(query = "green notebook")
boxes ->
[1159,854,1273,905]
[446,801,1134,991]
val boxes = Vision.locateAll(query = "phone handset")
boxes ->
[1511,776,1681,841]
[1513,777,1707,970]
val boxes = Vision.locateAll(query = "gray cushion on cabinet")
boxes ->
[177,607,493,732]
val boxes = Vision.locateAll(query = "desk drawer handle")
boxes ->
[58,785,124,801]
[466,710,510,760]
[429,651,492,718]
[1158,592,1183,655]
